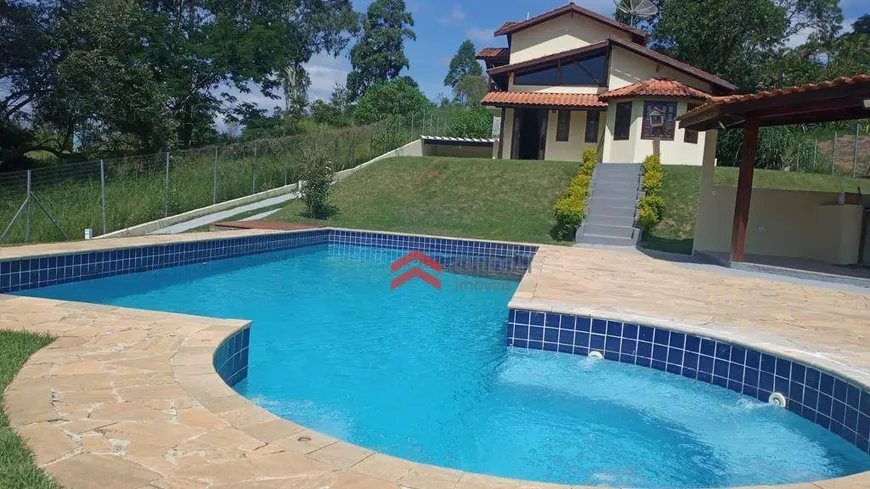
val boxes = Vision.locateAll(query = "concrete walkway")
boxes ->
[150,192,298,234]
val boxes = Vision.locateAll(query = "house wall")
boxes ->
[501,108,516,158]
[607,47,712,92]
[543,110,603,161]
[600,97,707,165]
[422,142,494,159]
[509,14,632,63]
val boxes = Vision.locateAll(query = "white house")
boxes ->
[478,3,737,165]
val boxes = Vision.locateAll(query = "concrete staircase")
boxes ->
[575,163,642,246]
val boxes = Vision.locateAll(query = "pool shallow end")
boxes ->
[2,228,870,489]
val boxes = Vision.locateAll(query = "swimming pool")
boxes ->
[15,231,870,488]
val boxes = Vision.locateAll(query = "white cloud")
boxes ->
[467,27,495,43]
[438,5,466,25]
[304,51,351,101]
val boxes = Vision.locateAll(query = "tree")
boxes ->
[652,0,843,91]
[353,77,430,124]
[311,83,353,126]
[452,74,487,107]
[447,106,493,138]
[852,15,870,35]
[444,40,483,88]
[346,0,415,100]
[282,63,310,119]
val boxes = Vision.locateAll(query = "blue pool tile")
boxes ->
[714,359,729,378]
[513,339,528,348]
[574,332,589,348]
[575,317,591,332]
[621,339,637,355]
[743,385,758,398]
[805,368,821,390]
[652,345,668,362]
[652,360,666,371]
[712,376,728,388]
[544,328,559,343]
[834,379,848,402]
[667,348,683,366]
[528,341,542,350]
[685,335,700,353]
[604,350,619,361]
[818,394,833,417]
[774,376,789,395]
[730,345,746,364]
[559,330,575,346]
[636,341,652,359]
[605,336,621,353]
[729,365,744,383]
[606,321,622,337]
[515,310,530,325]
[683,352,699,370]
[804,388,819,411]
[858,414,870,439]
[820,373,835,397]
[776,358,792,379]
[847,385,861,409]
[700,338,715,357]
[653,329,669,346]
[591,319,607,334]
[590,334,604,351]
[760,354,776,374]
[638,326,654,342]
[545,313,560,327]
[558,344,573,354]
[560,316,576,331]
[791,363,806,384]
[514,325,528,339]
[759,372,774,392]
[669,332,685,349]
[832,400,847,424]
[529,327,544,341]
[619,354,636,364]
[636,357,651,368]
[543,342,558,352]
[666,364,681,375]
[697,371,712,383]
[530,312,546,327]
[790,382,804,403]
[622,323,638,339]
[698,355,713,374]
[715,343,731,361]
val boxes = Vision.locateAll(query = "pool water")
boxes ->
[23,243,870,488]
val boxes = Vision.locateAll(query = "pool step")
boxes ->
[576,162,643,246]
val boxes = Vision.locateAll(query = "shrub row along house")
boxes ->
[478,2,736,165]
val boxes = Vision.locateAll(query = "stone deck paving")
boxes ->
[1,230,869,489]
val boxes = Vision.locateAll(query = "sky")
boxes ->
[231,0,869,117]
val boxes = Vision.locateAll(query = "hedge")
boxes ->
[637,154,665,232]
[553,148,597,240]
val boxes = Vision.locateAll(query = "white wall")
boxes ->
[608,47,712,92]
[543,110,602,161]
[509,15,632,63]
[600,98,707,165]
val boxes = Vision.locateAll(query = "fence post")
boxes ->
[164,151,170,217]
[213,147,218,205]
[25,170,31,243]
[832,131,837,174]
[854,124,860,178]
[100,160,107,235]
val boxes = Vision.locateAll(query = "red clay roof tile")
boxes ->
[476,48,510,61]
[679,74,870,121]
[481,91,607,109]
[599,78,712,100]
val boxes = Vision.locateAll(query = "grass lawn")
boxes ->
[0,330,59,489]
[642,166,870,254]
[272,156,580,244]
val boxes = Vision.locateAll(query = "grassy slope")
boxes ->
[0,331,59,489]
[643,166,870,254]
[272,156,580,244]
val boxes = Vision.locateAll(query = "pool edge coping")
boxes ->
[0,228,866,489]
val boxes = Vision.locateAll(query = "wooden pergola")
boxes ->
[678,74,870,262]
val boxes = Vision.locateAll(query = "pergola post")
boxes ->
[730,117,760,262]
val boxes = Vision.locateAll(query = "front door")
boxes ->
[512,108,547,160]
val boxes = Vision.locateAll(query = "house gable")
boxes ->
[508,12,634,64]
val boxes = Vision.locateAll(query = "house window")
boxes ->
[684,103,700,144]
[560,54,607,86]
[514,65,558,86]
[556,110,571,142]
[585,111,600,143]
[642,101,678,140]
[614,102,632,141]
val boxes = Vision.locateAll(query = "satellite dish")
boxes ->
[614,0,658,26]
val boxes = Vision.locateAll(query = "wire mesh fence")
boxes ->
[0,124,395,245]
